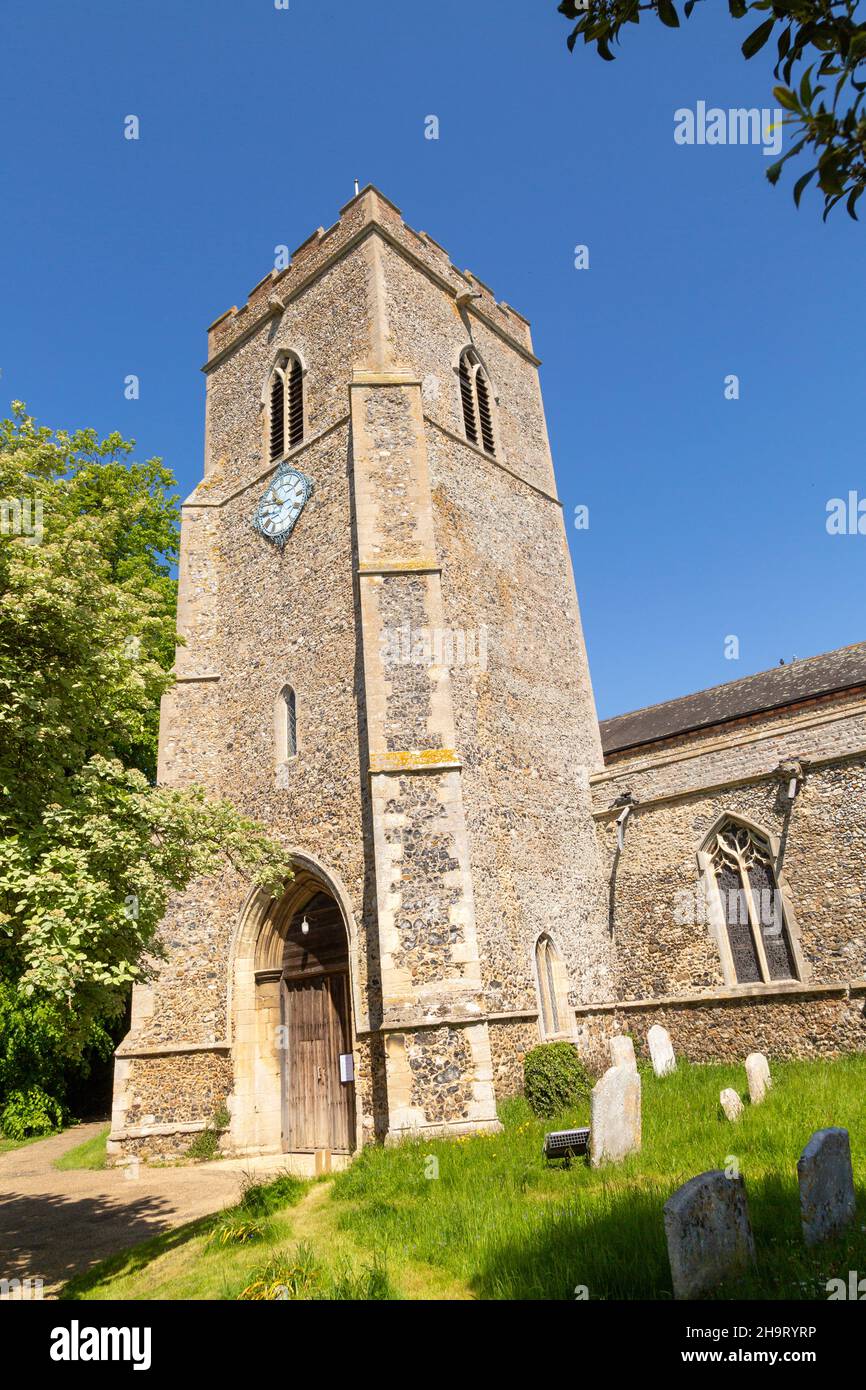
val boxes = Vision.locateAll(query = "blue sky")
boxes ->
[2,0,863,719]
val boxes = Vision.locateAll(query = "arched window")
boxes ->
[535,935,572,1038]
[275,684,298,763]
[268,354,304,462]
[704,818,798,985]
[458,348,496,457]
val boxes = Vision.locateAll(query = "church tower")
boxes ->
[108,188,613,1165]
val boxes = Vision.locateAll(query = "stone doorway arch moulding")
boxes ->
[228,849,364,1158]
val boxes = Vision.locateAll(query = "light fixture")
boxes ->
[300,915,310,936]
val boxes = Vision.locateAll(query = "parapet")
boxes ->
[205,185,534,364]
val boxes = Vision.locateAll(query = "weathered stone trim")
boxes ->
[357,563,442,576]
[592,740,866,816]
[115,1041,231,1059]
[202,220,540,375]
[356,1008,538,1038]
[573,978,855,1017]
[425,415,562,507]
[173,671,220,684]
[592,705,866,792]
[369,749,461,774]
[383,1116,502,1145]
[184,414,351,509]
[110,1120,215,1140]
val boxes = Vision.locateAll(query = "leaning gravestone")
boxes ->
[648,1024,676,1077]
[720,1088,744,1122]
[609,1035,637,1070]
[664,1170,756,1299]
[590,1064,641,1168]
[797,1128,856,1246]
[745,1052,772,1105]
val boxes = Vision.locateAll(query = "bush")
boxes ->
[185,1101,230,1161]
[523,1042,591,1118]
[0,1086,64,1140]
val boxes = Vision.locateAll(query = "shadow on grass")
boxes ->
[59,1209,222,1299]
[468,1169,866,1302]
[0,1187,208,1292]
[58,1170,308,1299]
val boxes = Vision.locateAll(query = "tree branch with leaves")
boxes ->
[558,0,866,218]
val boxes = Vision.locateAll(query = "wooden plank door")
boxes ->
[282,974,354,1152]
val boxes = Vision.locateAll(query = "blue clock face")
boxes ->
[253,464,313,547]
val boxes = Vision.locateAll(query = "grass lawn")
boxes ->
[53,1125,110,1171]
[0,1131,60,1157]
[62,1055,866,1301]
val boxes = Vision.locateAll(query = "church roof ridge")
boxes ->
[600,641,866,756]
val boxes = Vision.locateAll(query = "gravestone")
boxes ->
[745,1052,772,1104]
[797,1128,856,1246]
[590,1064,641,1168]
[720,1088,744,1122]
[609,1035,637,1070]
[648,1024,676,1077]
[664,1170,756,1299]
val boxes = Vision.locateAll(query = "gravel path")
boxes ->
[0,1123,290,1296]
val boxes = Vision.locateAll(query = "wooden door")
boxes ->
[282,973,354,1153]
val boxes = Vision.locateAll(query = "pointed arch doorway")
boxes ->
[279,891,356,1154]
[234,857,359,1160]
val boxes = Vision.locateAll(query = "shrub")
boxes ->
[1,1086,64,1140]
[237,1242,396,1301]
[185,1100,230,1161]
[523,1042,591,1118]
[239,1171,306,1216]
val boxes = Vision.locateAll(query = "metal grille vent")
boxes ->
[269,374,285,462]
[288,360,304,448]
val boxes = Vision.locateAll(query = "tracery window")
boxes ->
[707,820,798,984]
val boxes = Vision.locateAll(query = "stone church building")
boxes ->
[108,188,866,1165]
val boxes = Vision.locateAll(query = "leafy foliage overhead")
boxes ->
[0,406,291,1111]
[558,1,866,219]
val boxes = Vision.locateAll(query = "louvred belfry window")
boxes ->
[708,821,798,984]
[268,354,304,461]
[458,348,496,457]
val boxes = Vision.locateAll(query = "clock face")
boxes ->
[253,465,313,547]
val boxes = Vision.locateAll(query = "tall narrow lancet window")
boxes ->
[275,685,298,763]
[458,348,497,458]
[268,353,304,462]
[707,820,798,984]
[535,935,571,1039]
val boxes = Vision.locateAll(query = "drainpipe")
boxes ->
[612,792,637,852]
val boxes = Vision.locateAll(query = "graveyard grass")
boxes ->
[63,1055,866,1301]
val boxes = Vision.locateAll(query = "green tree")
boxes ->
[0,405,291,1128]
[559,1,866,218]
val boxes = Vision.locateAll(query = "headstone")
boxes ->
[664,1170,756,1299]
[720,1088,744,1122]
[648,1024,676,1077]
[609,1034,637,1070]
[590,1064,641,1168]
[745,1052,772,1104]
[797,1128,856,1246]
